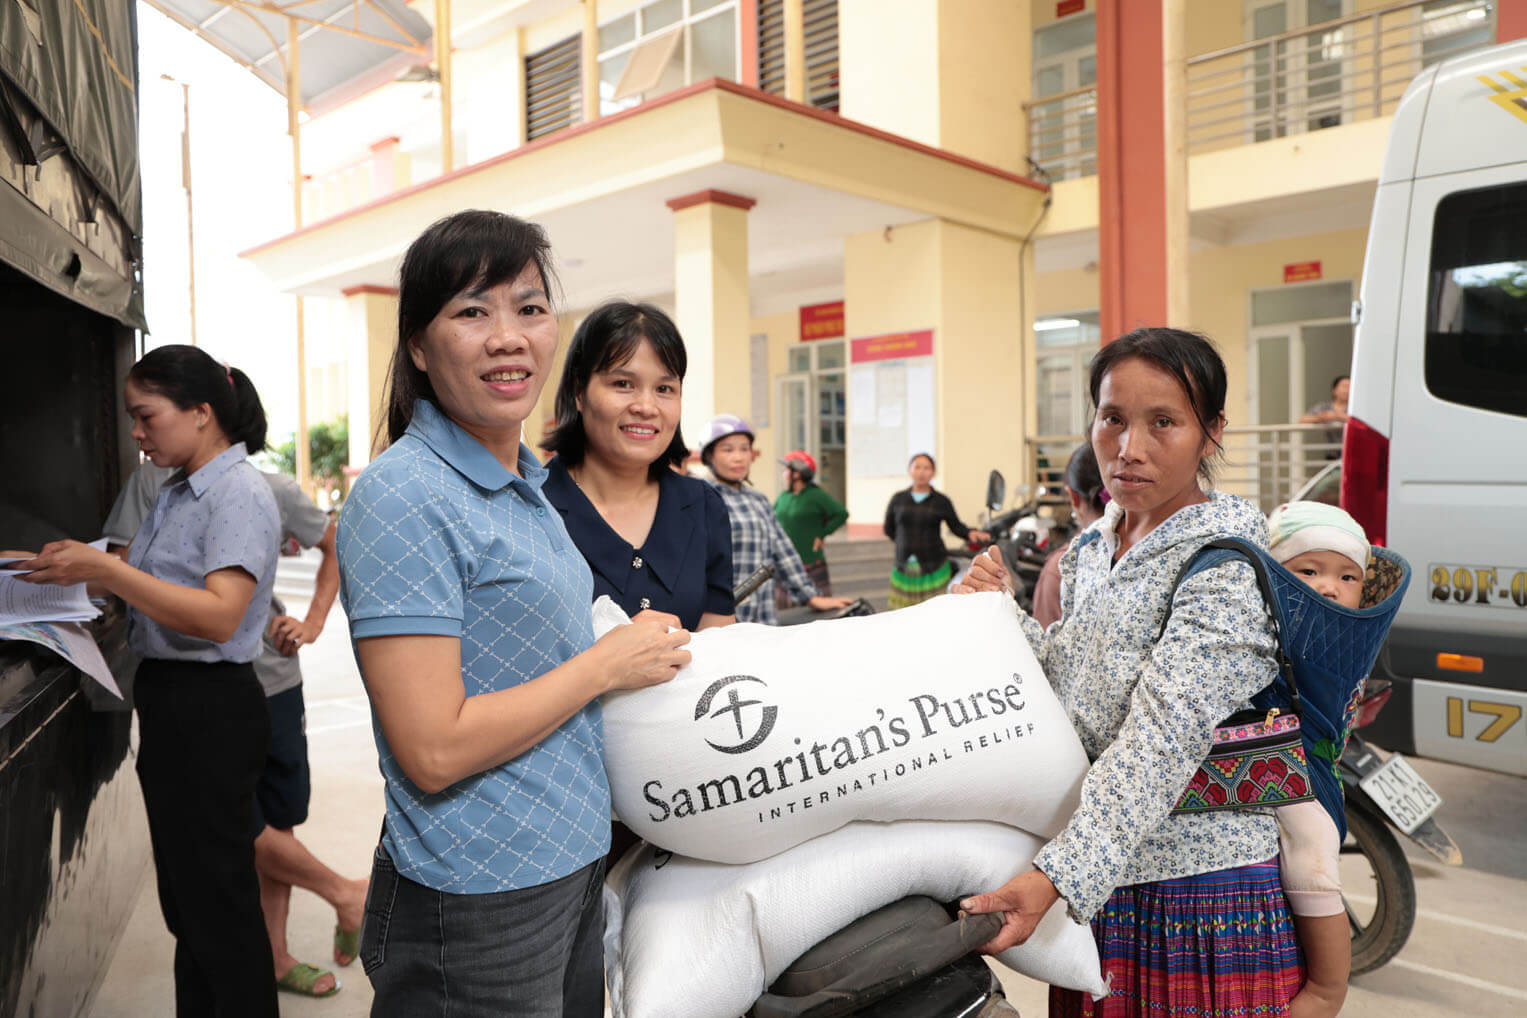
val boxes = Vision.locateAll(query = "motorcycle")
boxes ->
[950,470,1072,611]
[1339,677,1462,973]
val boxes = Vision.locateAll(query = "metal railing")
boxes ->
[1023,0,1496,182]
[1028,423,1343,513]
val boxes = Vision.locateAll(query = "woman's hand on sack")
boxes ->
[631,608,683,629]
[952,547,1012,596]
[959,868,1061,954]
[596,615,691,691]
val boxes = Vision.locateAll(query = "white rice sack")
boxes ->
[596,592,1089,864]
[604,819,1108,1018]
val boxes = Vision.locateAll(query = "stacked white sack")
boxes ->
[603,819,1109,1018]
[595,591,1091,864]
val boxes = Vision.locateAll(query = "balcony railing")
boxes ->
[1023,0,1496,182]
[1028,423,1343,514]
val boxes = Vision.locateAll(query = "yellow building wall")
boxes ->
[1034,265,1099,319]
[1186,225,1368,433]
[842,217,1025,526]
[840,0,1030,174]
[838,0,942,149]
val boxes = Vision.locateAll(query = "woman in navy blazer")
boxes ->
[540,301,735,631]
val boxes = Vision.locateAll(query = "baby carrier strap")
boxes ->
[1156,537,1303,714]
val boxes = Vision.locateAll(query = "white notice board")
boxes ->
[849,356,936,477]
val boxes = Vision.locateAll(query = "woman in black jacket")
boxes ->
[883,453,987,609]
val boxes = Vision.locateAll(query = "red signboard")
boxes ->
[851,329,935,363]
[1057,0,1085,17]
[799,300,845,341]
[1284,260,1323,283]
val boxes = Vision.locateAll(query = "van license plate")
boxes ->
[1360,755,1442,835]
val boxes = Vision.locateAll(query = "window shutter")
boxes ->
[525,34,582,140]
[803,0,839,112]
[757,0,836,111]
[758,0,785,96]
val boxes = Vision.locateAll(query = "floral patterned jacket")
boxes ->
[1026,491,1281,922]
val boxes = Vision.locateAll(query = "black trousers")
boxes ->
[135,658,277,1018]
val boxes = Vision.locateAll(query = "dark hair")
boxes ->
[383,210,557,444]
[541,301,688,480]
[127,344,268,453]
[1332,374,1350,391]
[1064,444,1106,515]
[1088,327,1226,480]
[908,452,936,471]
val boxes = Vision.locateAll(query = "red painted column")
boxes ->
[1500,0,1527,42]
[1096,0,1167,344]
[739,0,760,88]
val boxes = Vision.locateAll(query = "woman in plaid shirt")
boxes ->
[701,415,851,624]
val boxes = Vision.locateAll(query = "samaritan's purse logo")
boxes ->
[694,675,778,754]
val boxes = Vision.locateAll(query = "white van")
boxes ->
[1344,39,1527,777]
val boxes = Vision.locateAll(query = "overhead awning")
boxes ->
[142,1,432,112]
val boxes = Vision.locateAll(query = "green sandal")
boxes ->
[333,923,361,967]
[277,962,341,998]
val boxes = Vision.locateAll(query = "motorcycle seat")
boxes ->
[749,896,1002,1018]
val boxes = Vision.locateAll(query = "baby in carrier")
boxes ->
[1265,501,1374,1018]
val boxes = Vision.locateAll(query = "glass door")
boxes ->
[1245,0,1350,142]
[1252,318,1353,503]
[1032,14,1097,180]
[775,339,848,503]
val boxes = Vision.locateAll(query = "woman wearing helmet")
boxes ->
[702,415,852,624]
[773,449,850,608]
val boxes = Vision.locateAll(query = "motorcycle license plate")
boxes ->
[1359,755,1442,835]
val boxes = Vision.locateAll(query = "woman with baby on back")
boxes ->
[958,327,1326,1017]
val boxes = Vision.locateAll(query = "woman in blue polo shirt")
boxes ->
[540,300,735,631]
[19,345,281,1017]
[336,211,691,1018]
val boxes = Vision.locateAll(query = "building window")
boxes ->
[1030,13,1096,181]
[1034,312,1101,458]
[598,0,740,115]
[1426,182,1527,419]
[525,34,582,140]
[1419,1,1495,67]
[757,0,839,111]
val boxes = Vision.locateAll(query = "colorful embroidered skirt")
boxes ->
[888,560,953,610]
[1050,859,1304,1018]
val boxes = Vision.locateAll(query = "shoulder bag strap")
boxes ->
[1154,537,1302,713]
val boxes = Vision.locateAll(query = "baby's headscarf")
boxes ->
[1267,501,1370,570]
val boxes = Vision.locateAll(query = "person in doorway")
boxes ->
[337,211,690,1017]
[1299,374,1350,457]
[16,345,281,1018]
[956,328,1303,1017]
[773,450,849,610]
[1031,444,1108,628]
[102,462,367,999]
[699,413,852,624]
[541,301,736,632]
[882,453,989,610]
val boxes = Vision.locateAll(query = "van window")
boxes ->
[1425,182,1527,418]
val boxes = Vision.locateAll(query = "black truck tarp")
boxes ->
[0,0,144,328]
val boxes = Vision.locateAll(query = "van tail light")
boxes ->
[1340,415,1389,546]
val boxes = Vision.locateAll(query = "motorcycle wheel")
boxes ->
[1341,799,1417,974]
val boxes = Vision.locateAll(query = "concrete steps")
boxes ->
[274,548,322,600]
[817,534,894,611]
